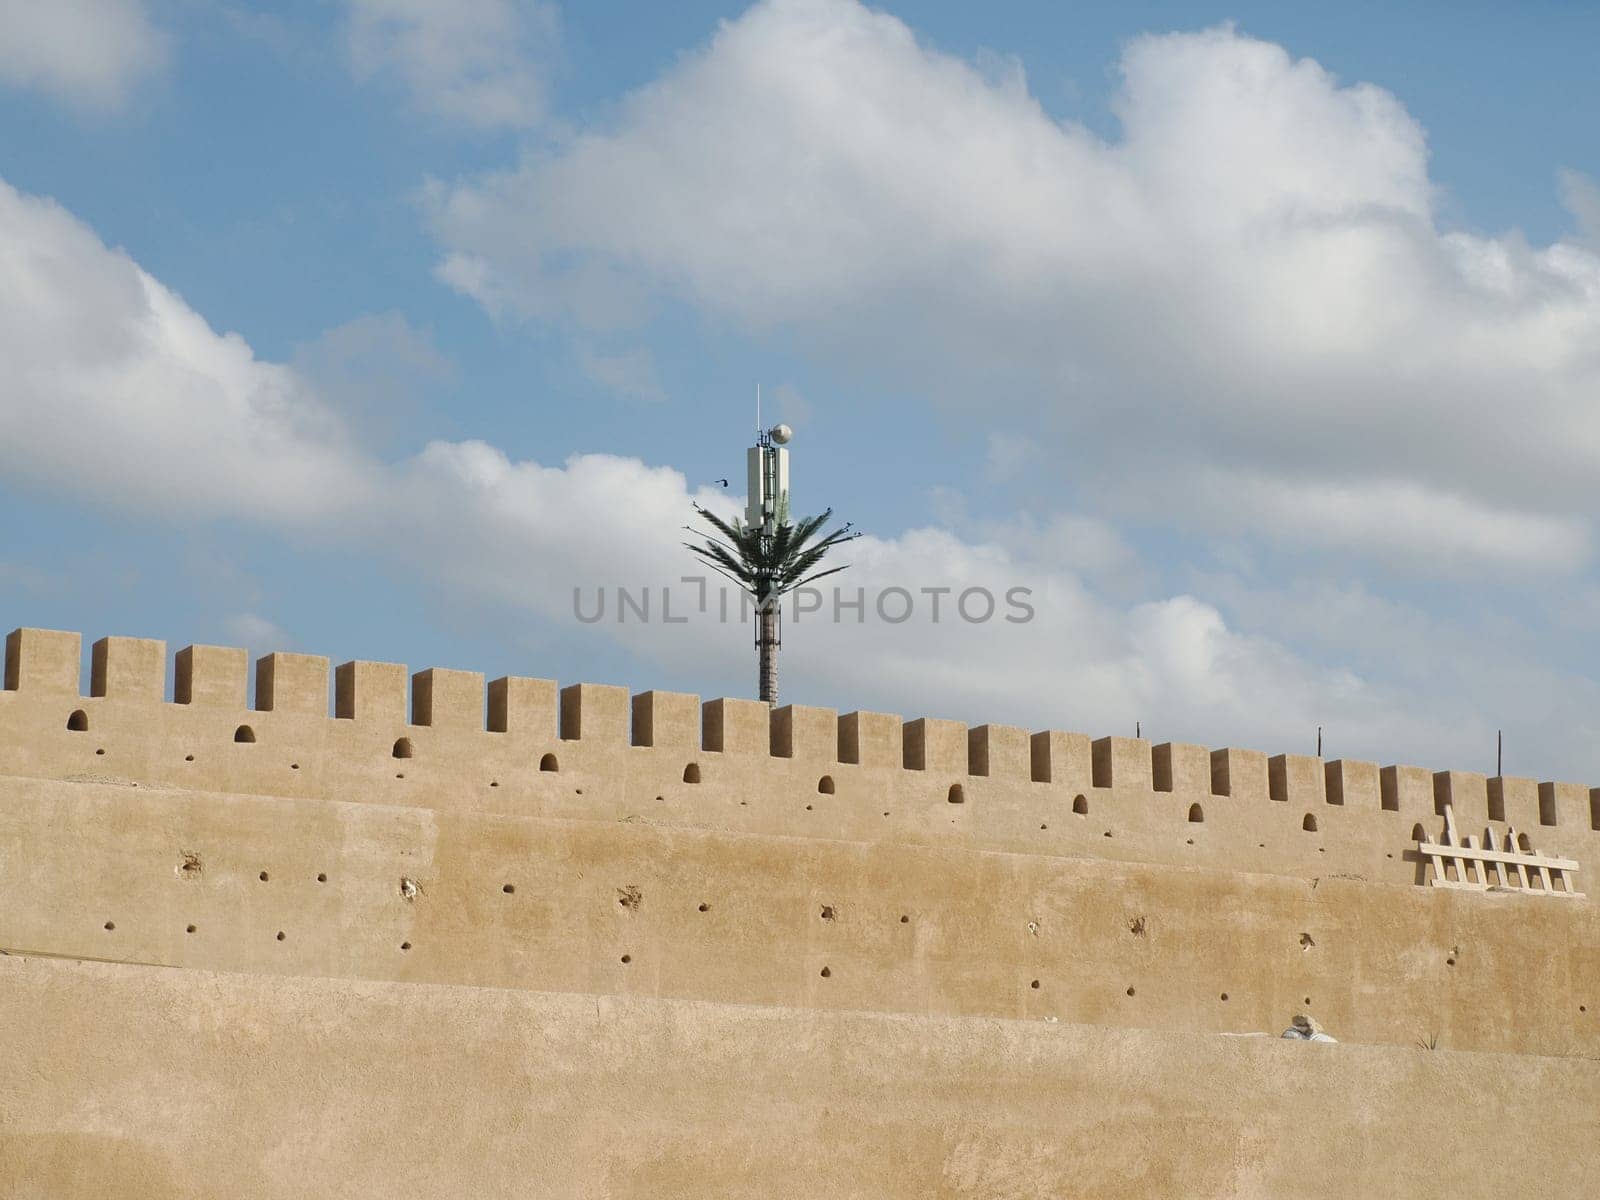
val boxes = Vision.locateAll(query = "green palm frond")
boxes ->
[687,503,858,604]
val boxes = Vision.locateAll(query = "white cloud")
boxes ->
[346,0,557,130]
[0,0,167,110]
[223,613,294,655]
[1180,471,1590,574]
[0,180,376,526]
[427,0,1600,573]
[0,167,1501,774]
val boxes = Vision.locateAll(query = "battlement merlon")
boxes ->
[92,636,165,700]
[5,626,1600,839]
[4,628,81,693]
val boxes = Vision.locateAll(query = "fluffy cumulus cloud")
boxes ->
[6,169,1596,776]
[345,0,557,130]
[428,0,1600,572]
[0,0,168,110]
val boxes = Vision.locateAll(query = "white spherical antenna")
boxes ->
[769,423,793,445]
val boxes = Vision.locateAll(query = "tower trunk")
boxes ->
[758,604,779,706]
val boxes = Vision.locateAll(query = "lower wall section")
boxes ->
[1,956,1596,1200]
[3,777,1597,1058]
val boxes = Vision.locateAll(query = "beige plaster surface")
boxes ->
[3,628,1597,895]
[1,776,1594,1057]
[1,955,1597,1200]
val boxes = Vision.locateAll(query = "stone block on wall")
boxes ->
[487,676,557,737]
[1210,748,1269,801]
[967,724,1030,780]
[904,718,967,774]
[1270,754,1326,806]
[256,653,330,716]
[701,698,769,755]
[771,705,838,761]
[90,636,165,702]
[1536,781,1586,829]
[1380,765,1434,816]
[838,711,901,768]
[1092,737,1151,790]
[1324,759,1379,808]
[1433,771,1488,824]
[4,628,81,694]
[174,645,248,708]
[1152,742,1210,794]
[334,661,408,724]
[1030,731,1091,789]
[632,690,701,748]
[412,668,485,731]
[1488,776,1537,825]
[559,683,630,743]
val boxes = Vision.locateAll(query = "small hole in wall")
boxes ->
[882,811,890,817]
[1303,997,1312,1006]
[683,763,701,784]
[1125,987,1136,997]
[395,772,405,779]
[1302,813,1319,832]
[67,709,88,732]
[620,954,632,964]
[1040,823,1049,831]
[95,748,105,756]
[1446,957,1456,967]
[1030,979,1041,990]
[186,924,196,934]
[103,921,115,931]
[819,905,836,921]
[290,763,299,771]
[697,903,709,912]
[899,915,909,923]
[1103,831,1113,838]
[400,942,411,952]
[503,884,516,894]
[234,725,255,743]
[316,873,327,883]
[1220,993,1230,1001]
[818,775,835,794]
[393,738,413,759]
[1073,795,1088,815]
[1185,838,1194,845]
[275,931,286,942]
[258,871,269,882]
[805,804,813,811]
[575,788,583,795]
[489,781,499,788]
[1581,1005,1587,1013]
[539,753,558,772]
[947,784,965,804]
[185,754,194,762]
[820,966,831,978]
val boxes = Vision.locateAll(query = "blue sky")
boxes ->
[2,0,1598,781]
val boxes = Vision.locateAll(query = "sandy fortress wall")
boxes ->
[1,624,1598,1199]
